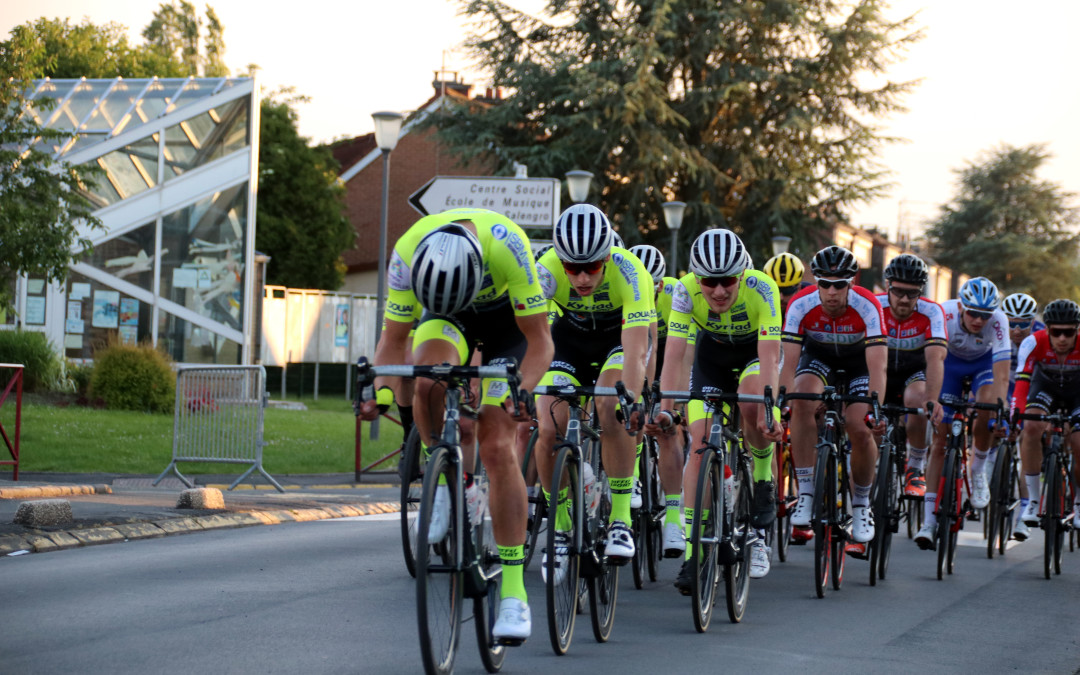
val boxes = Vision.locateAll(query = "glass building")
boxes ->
[3,77,260,365]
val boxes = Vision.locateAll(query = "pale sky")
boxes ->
[3,0,1078,239]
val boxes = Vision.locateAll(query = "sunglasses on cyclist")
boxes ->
[817,278,851,290]
[562,259,605,275]
[963,308,993,321]
[699,275,740,289]
[1009,320,1033,330]
[1049,327,1078,338]
[888,286,921,299]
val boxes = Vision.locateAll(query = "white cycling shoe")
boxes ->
[604,520,635,563]
[970,471,990,509]
[914,521,936,550]
[1021,498,1040,526]
[541,531,571,586]
[491,598,531,645]
[427,485,450,542]
[851,506,875,543]
[749,539,771,579]
[790,494,813,528]
[663,522,685,558]
[630,480,643,509]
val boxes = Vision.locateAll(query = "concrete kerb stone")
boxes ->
[0,485,111,500]
[0,501,402,556]
[14,499,74,527]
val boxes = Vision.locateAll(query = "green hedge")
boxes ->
[0,330,63,392]
[89,341,176,413]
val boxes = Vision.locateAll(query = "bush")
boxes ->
[89,340,176,413]
[64,359,94,397]
[0,330,63,392]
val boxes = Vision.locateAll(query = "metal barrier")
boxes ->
[354,412,404,481]
[0,364,23,480]
[154,365,283,492]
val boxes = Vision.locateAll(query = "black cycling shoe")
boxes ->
[674,559,693,596]
[750,480,777,529]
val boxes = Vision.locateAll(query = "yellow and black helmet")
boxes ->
[763,252,804,288]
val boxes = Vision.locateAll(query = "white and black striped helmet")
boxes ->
[410,224,483,316]
[629,244,666,282]
[1001,293,1038,320]
[553,204,613,263]
[611,230,625,250]
[689,229,748,277]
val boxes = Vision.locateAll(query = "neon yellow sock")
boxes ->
[498,545,527,602]
[751,442,775,482]
[664,494,681,526]
[684,507,695,560]
[634,442,643,480]
[608,476,633,525]
[551,487,572,531]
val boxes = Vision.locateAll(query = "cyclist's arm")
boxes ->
[645,318,658,385]
[620,324,650,399]
[924,343,946,422]
[779,339,801,393]
[866,343,887,405]
[513,311,555,395]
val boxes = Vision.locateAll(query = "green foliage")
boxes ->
[0,330,63,392]
[142,1,228,77]
[0,43,103,314]
[89,341,176,413]
[64,359,95,397]
[431,0,921,262]
[925,144,1080,301]
[256,92,354,290]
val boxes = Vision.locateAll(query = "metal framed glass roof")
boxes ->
[23,76,248,159]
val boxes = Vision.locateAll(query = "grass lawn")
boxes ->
[0,393,408,476]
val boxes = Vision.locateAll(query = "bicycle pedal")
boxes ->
[605,554,632,568]
[495,637,527,648]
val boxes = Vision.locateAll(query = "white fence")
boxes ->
[260,286,378,367]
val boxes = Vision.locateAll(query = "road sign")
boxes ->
[408,176,561,228]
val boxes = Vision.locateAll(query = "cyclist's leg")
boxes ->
[596,351,637,560]
[789,357,827,526]
[674,414,710,592]
[968,365,999,482]
[843,373,877,543]
[738,363,780,530]
[1020,380,1056,524]
[923,354,974,534]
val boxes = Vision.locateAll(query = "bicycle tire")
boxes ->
[631,442,650,590]
[1044,453,1063,579]
[831,454,848,592]
[999,452,1018,554]
[812,444,834,598]
[691,452,721,632]
[935,449,956,580]
[645,439,664,582]
[588,461,618,643]
[521,428,545,571]
[724,459,752,623]
[400,427,424,578]
[986,441,1006,559]
[545,445,581,656]
[870,435,894,585]
[415,446,462,675]
[777,451,796,562]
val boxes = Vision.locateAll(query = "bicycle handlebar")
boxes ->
[353,357,529,416]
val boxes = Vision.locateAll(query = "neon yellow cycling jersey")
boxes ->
[536,246,655,331]
[385,208,548,323]
[656,275,680,340]
[668,269,782,344]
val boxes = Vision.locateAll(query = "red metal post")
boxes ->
[0,364,24,480]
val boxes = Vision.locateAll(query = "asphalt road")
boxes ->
[3,515,1078,674]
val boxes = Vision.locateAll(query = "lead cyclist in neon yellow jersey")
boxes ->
[646,229,783,587]
[533,204,656,578]
[356,208,553,644]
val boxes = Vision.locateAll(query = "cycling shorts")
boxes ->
[1025,374,1080,419]
[539,315,630,389]
[686,339,761,426]
[795,351,870,398]
[884,368,925,406]
[939,351,994,417]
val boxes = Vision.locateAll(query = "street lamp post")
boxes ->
[771,235,792,257]
[372,111,404,347]
[662,201,686,276]
[565,170,594,204]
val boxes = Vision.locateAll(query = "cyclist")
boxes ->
[1011,299,1080,531]
[355,208,553,643]
[764,251,811,316]
[783,245,887,548]
[648,229,783,587]
[914,277,1010,550]
[1002,292,1042,539]
[534,204,656,579]
[629,244,691,557]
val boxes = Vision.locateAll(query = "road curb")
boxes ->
[0,501,401,556]
[0,484,113,499]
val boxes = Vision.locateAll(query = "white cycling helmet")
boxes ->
[689,229,748,278]
[410,224,483,316]
[959,276,1000,312]
[629,244,666,282]
[553,204,613,263]
[1001,292,1038,320]
[611,230,626,250]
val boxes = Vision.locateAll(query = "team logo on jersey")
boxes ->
[746,276,757,288]
[552,373,574,386]
[388,252,410,291]
[441,324,460,342]
[671,282,693,313]
[612,253,623,265]
[504,232,534,285]
[486,380,508,400]
[491,224,508,240]
[538,265,557,299]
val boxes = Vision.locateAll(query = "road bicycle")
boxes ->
[356,359,528,674]
[985,435,1019,558]
[655,386,773,631]
[773,425,798,563]
[782,384,880,599]
[532,382,636,655]
[518,424,546,570]
[631,432,665,588]
[1016,409,1077,578]
[398,425,424,578]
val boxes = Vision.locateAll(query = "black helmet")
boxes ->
[1042,299,1080,325]
[810,245,859,279]
[883,254,928,286]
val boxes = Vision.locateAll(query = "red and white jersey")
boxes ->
[1012,330,1080,415]
[941,299,1010,363]
[782,285,886,359]
[875,293,948,373]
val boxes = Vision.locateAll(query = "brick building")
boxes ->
[331,75,497,294]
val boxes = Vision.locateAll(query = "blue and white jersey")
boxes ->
[941,299,1010,363]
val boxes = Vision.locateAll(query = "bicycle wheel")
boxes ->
[588,465,618,643]
[870,437,895,585]
[724,459,752,623]
[776,450,796,563]
[521,427,545,571]
[986,442,1009,559]
[631,442,650,589]
[831,456,848,592]
[934,449,955,580]
[545,445,581,656]
[1044,456,1064,579]
[999,452,1018,554]
[645,439,664,582]
[400,426,424,578]
[811,444,834,598]
[415,446,462,675]
[474,579,506,673]
[691,452,721,632]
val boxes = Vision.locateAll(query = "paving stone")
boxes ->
[13,499,73,527]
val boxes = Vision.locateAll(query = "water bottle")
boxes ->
[724,464,735,514]
[583,462,599,518]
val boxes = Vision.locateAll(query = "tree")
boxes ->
[255,91,354,290]
[925,144,1080,302]
[429,0,920,264]
[142,1,228,77]
[0,43,100,313]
